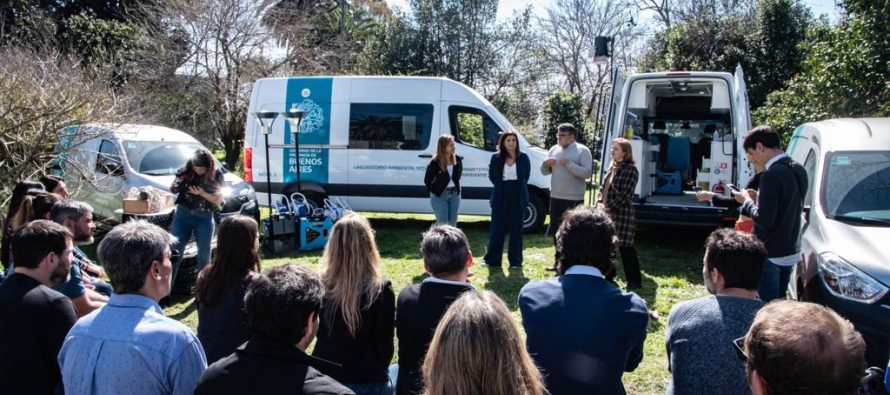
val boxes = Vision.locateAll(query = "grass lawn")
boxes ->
[164,212,713,395]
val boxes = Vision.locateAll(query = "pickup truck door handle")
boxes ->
[418,154,432,158]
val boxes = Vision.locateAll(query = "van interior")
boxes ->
[621,78,737,206]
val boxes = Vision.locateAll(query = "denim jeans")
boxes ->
[758,260,794,302]
[430,187,460,225]
[170,205,215,284]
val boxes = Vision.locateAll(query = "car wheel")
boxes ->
[523,192,546,234]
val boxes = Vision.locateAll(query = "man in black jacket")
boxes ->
[396,225,475,395]
[195,264,354,395]
[734,125,808,301]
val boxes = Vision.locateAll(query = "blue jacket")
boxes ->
[488,152,530,210]
[519,271,649,395]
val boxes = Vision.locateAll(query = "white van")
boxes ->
[786,118,890,366]
[53,123,259,223]
[599,66,753,226]
[244,76,552,232]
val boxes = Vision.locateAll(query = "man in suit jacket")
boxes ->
[396,225,475,395]
[733,125,807,301]
[519,206,649,395]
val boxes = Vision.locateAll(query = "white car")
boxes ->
[787,117,890,366]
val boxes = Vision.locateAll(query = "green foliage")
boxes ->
[543,89,589,148]
[754,11,890,138]
[639,0,811,109]
[60,14,144,87]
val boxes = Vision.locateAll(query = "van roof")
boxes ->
[627,71,733,79]
[80,123,199,143]
[805,118,890,151]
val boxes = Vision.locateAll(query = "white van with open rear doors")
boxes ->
[598,66,753,226]
[244,76,552,232]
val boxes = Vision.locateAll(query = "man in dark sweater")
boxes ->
[396,225,475,395]
[0,220,77,394]
[195,264,354,395]
[733,125,807,301]
[666,229,767,395]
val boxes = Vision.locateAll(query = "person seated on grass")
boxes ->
[1,180,44,272]
[519,205,648,395]
[396,225,476,395]
[59,221,207,395]
[421,291,546,395]
[313,213,395,395]
[739,300,866,395]
[666,228,766,395]
[50,200,110,316]
[0,220,77,394]
[195,264,354,395]
[196,215,262,365]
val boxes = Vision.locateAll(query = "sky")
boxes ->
[382,0,842,24]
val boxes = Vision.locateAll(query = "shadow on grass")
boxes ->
[168,297,198,320]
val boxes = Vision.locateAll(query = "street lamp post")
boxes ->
[252,110,279,248]
[284,106,306,195]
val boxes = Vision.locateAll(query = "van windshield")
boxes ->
[123,141,205,176]
[823,151,890,223]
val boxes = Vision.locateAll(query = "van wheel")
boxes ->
[523,193,546,234]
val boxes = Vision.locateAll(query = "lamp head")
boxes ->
[284,108,306,135]
[252,110,279,135]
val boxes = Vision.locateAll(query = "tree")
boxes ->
[543,90,589,148]
[638,0,811,110]
[754,0,890,138]
[0,46,133,206]
[134,0,317,169]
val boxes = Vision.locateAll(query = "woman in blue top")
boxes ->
[483,130,530,268]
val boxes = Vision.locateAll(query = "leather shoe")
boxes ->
[626,282,642,290]
[544,265,559,272]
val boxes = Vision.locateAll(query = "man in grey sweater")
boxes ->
[541,123,592,271]
[665,229,766,395]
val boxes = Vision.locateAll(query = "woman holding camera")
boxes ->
[170,149,224,285]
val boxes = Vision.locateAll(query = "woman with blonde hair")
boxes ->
[312,212,395,395]
[597,137,642,289]
[422,291,547,395]
[424,135,463,225]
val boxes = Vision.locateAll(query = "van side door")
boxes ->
[445,105,503,215]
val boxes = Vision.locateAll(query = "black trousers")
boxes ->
[548,198,584,266]
[618,246,642,285]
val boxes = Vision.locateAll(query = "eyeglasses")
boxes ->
[733,336,748,362]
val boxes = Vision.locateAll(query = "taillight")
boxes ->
[243,148,253,183]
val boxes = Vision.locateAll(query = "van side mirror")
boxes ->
[803,205,811,222]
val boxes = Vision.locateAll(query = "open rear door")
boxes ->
[733,65,753,188]
[599,68,625,183]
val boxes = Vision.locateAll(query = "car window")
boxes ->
[123,141,204,176]
[349,103,433,150]
[96,140,123,176]
[449,106,501,152]
[803,149,817,206]
[822,151,890,221]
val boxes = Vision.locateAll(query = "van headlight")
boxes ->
[817,252,888,303]
[222,183,255,199]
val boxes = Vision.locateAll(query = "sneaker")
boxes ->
[480,262,499,267]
